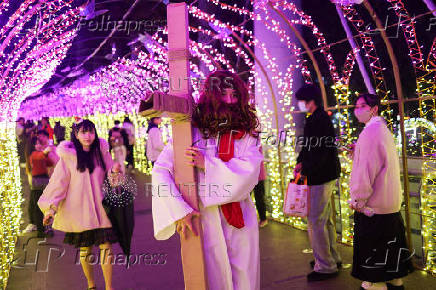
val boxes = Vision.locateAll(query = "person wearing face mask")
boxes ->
[294,84,342,282]
[349,94,413,290]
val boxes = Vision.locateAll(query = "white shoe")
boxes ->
[23,224,37,233]
[259,220,268,228]
[361,281,387,290]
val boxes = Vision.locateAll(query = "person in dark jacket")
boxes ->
[294,84,342,282]
[53,121,66,144]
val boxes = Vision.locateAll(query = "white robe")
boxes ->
[152,128,263,290]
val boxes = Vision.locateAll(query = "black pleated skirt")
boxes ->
[63,228,118,248]
[352,211,414,282]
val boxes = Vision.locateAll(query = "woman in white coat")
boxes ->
[350,94,413,290]
[151,70,263,290]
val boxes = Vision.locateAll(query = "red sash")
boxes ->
[218,130,246,229]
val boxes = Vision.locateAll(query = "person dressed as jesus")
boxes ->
[152,70,263,290]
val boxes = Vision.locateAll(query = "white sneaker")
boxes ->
[361,281,387,290]
[23,224,37,233]
[259,220,268,228]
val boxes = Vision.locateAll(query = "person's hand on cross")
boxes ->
[176,210,201,239]
[184,147,205,170]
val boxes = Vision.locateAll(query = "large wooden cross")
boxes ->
[139,3,208,290]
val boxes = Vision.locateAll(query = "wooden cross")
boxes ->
[139,2,208,290]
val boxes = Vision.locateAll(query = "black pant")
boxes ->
[126,144,134,167]
[252,180,266,221]
[17,141,26,163]
[29,189,44,232]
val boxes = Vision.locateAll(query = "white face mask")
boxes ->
[354,108,373,123]
[298,101,308,112]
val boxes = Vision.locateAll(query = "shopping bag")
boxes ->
[283,174,309,218]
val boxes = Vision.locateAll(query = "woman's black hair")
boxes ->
[37,130,49,138]
[108,127,129,152]
[295,84,323,107]
[147,117,159,133]
[356,93,381,108]
[123,116,132,124]
[71,119,106,173]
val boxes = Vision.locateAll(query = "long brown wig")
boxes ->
[191,70,259,138]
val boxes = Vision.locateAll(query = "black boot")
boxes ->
[307,271,339,282]
[310,260,342,269]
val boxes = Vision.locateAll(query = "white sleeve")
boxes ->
[350,127,384,204]
[150,128,165,152]
[16,126,24,137]
[152,140,194,240]
[38,158,70,215]
[122,145,127,162]
[200,136,263,207]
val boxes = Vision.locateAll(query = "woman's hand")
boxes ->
[294,163,302,177]
[176,210,201,240]
[184,147,205,170]
[43,211,54,226]
[348,199,363,213]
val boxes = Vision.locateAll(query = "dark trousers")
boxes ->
[252,180,266,221]
[17,141,25,163]
[29,189,44,232]
[126,144,134,167]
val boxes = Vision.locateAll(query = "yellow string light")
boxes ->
[0,122,24,288]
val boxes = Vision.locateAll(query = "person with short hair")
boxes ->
[122,117,135,169]
[146,117,164,167]
[27,135,57,237]
[54,121,66,144]
[40,117,54,141]
[294,84,342,281]
[108,127,129,173]
[36,130,59,174]
[350,94,413,290]
[16,117,26,165]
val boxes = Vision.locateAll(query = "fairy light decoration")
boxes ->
[3,1,435,280]
[102,174,138,208]
[0,1,80,287]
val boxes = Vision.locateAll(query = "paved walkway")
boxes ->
[7,172,436,289]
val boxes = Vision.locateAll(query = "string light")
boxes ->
[0,1,79,287]
[2,1,436,284]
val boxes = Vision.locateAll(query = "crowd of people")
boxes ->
[15,116,139,290]
[14,71,412,290]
